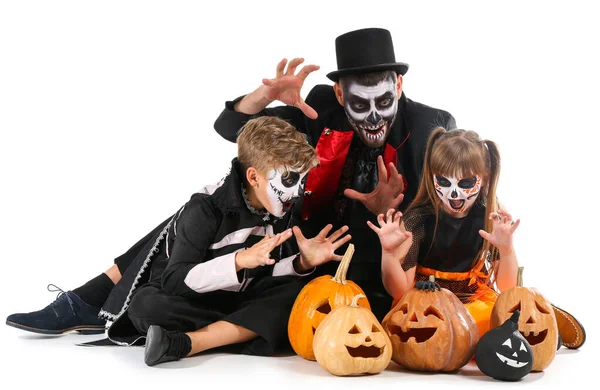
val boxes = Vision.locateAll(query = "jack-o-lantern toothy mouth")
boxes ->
[345,345,385,358]
[495,352,529,368]
[388,325,437,343]
[519,329,547,346]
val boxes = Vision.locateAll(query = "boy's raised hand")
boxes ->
[367,208,412,256]
[293,224,352,269]
[235,230,293,270]
[479,209,520,253]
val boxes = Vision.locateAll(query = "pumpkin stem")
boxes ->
[415,276,441,292]
[333,244,354,284]
[505,310,520,332]
[517,266,524,287]
[510,310,520,324]
[351,294,366,307]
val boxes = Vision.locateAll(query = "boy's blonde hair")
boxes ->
[237,117,319,175]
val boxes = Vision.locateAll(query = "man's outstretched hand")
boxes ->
[344,155,405,216]
[261,57,320,119]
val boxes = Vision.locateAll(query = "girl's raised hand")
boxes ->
[479,209,520,252]
[367,208,412,255]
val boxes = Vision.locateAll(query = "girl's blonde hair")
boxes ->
[408,127,502,268]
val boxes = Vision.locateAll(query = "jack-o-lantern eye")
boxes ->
[535,300,550,314]
[349,325,361,334]
[520,341,527,352]
[502,338,512,348]
[399,304,408,314]
[424,306,443,320]
[509,301,521,313]
[372,324,381,332]
[316,301,332,314]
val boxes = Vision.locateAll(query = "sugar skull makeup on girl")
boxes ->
[433,174,482,217]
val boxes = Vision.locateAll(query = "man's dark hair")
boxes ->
[339,70,397,89]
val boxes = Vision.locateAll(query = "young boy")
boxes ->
[96,116,351,366]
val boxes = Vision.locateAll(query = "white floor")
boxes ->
[1,324,593,390]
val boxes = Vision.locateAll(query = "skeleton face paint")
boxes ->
[265,168,308,217]
[433,174,482,217]
[343,77,398,148]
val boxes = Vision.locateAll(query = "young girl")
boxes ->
[367,127,518,336]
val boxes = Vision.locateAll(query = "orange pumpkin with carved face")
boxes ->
[382,276,479,372]
[490,267,558,372]
[313,294,392,376]
[288,244,371,361]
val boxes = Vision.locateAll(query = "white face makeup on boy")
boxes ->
[266,168,308,217]
[433,174,482,217]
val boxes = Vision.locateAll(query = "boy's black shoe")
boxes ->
[6,284,106,335]
[144,325,191,366]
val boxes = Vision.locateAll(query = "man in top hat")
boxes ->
[213,27,456,320]
[213,27,589,351]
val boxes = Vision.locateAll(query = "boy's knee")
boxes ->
[281,278,306,300]
[127,286,164,334]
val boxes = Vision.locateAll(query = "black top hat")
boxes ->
[326,28,409,82]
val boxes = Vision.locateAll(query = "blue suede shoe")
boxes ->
[6,284,106,335]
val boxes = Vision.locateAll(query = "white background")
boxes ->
[0,0,597,389]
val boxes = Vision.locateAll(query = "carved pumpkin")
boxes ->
[382,276,479,372]
[476,310,533,381]
[313,294,392,376]
[288,244,371,361]
[490,266,558,372]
